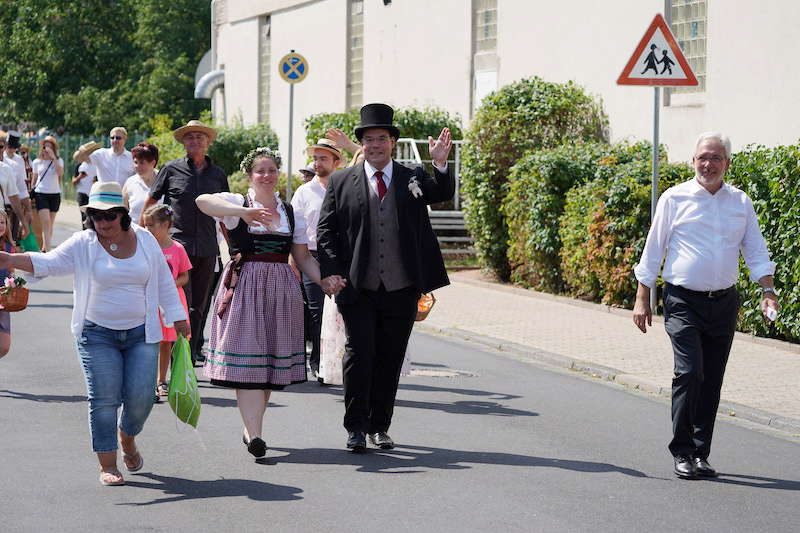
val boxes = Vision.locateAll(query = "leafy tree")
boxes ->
[0,0,210,134]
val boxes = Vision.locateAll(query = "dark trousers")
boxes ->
[77,192,89,226]
[664,284,739,459]
[302,271,324,372]
[338,285,419,433]
[184,254,218,359]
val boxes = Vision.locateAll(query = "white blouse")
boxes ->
[214,189,309,244]
[85,244,148,330]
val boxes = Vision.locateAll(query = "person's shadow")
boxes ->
[708,473,800,491]
[0,389,85,403]
[269,444,649,477]
[120,472,303,505]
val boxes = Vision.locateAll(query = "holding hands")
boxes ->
[321,275,347,296]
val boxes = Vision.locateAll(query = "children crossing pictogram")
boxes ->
[617,14,697,86]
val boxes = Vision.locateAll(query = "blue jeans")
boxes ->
[75,321,158,453]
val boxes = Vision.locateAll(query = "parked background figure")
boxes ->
[123,142,160,224]
[196,147,343,458]
[31,136,63,252]
[0,181,189,486]
[291,138,342,381]
[143,120,228,364]
[72,142,102,226]
[89,127,134,187]
[2,132,31,243]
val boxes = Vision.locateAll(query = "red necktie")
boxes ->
[375,170,387,201]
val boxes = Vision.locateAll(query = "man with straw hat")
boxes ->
[291,138,342,380]
[143,119,228,364]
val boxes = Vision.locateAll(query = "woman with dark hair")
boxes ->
[0,181,189,486]
[123,142,160,224]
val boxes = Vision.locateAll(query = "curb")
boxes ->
[415,322,800,436]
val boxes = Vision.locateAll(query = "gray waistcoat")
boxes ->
[361,179,413,291]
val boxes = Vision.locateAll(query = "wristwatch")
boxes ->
[762,287,778,296]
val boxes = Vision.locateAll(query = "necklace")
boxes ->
[109,243,118,252]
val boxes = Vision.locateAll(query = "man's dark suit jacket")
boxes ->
[317,160,454,304]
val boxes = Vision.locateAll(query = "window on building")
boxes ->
[472,0,498,113]
[668,0,706,94]
[258,16,271,123]
[347,0,364,110]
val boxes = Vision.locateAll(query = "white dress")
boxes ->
[318,296,412,385]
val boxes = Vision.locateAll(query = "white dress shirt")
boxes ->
[215,189,309,244]
[291,177,327,251]
[5,153,29,200]
[89,148,134,187]
[0,161,19,205]
[363,160,448,198]
[634,178,775,292]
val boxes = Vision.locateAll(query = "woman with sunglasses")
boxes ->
[0,181,189,486]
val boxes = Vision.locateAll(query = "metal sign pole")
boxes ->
[287,82,294,199]
[650,86,660,314]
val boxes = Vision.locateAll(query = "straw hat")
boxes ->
[173,120,218,144]
[80,181,127,212]
[72,141,103,163]
[39,135,60,156]
[306,138,342,160]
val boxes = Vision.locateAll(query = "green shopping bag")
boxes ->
[168,335,201,428]
[17,227,40,252]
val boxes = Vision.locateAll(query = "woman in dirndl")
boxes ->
[196,147,343,459]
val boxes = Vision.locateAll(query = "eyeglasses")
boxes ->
[110,136,124,140]
[696,155,725,163]
[89,210,121,222]
[362,135,391,145]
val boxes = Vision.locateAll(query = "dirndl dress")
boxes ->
[203,200,307,390]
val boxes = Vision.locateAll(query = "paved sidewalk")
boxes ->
[419,270,800,433]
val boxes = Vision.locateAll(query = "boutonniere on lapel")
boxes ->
[408,176,423,199]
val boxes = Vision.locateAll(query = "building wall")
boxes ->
[214,0,800,171]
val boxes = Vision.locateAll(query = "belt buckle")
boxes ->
[707,289,716,299]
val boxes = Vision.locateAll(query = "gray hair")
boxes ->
[695,132,731,159]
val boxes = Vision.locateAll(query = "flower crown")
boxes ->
[240,147,282,174]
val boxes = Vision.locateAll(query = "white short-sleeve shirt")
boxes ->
[290,177,326,251]
[32,157,64,194]
[89,148,134,187]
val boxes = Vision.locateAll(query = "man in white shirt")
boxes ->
[2,131,30,240]
[633,132,779,480]
[0,157,25,238]
[291,139,342,379]
[89,126,134,187]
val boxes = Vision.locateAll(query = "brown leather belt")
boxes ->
[216,253,290,317]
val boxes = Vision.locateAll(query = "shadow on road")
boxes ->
[399,383,521,401]
[120,472,303,505]
[28,289,73,294]
[270,445,648,477]
[26,304,74,309]
[0,389,85,403]
[709,473,800,491]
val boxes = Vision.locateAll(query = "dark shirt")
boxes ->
[150,155,229,257]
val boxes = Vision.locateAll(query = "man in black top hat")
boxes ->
[317,103,453,451]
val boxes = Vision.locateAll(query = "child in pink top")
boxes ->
[143,204,191,400]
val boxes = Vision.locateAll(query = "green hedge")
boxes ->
[503,141,654,292]
[304,106,463,162]
[460,77,608,280]
[558,159,693,307]
[727,144,800,342]
[146,114,279,176]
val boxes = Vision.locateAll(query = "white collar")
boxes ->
[364,160,393,180]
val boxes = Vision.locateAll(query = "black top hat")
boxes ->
[354,103,400,141]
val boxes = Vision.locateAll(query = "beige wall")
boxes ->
[215,0,800,168]
[362,0,472,122]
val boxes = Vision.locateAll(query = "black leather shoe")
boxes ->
[346,431,367,452]
[693,457,718,478]
[673,456,698,479]
[368,432,395,450]
[243,434,267,458]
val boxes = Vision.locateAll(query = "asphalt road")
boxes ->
[1,225,799,532]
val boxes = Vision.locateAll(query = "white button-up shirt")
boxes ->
[363,159,448,198]
[634,178,775,292]
[89,148,134,187]
[291,177,327,251]
[4,152,29,200]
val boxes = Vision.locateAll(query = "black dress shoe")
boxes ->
[693,457,718,478]
[243,434,267,458]
[368,432,395,450]
[346,431,366,452]
[673,456,698,479]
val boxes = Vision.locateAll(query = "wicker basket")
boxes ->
[0,287,29,312]
[415,293,436,322]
